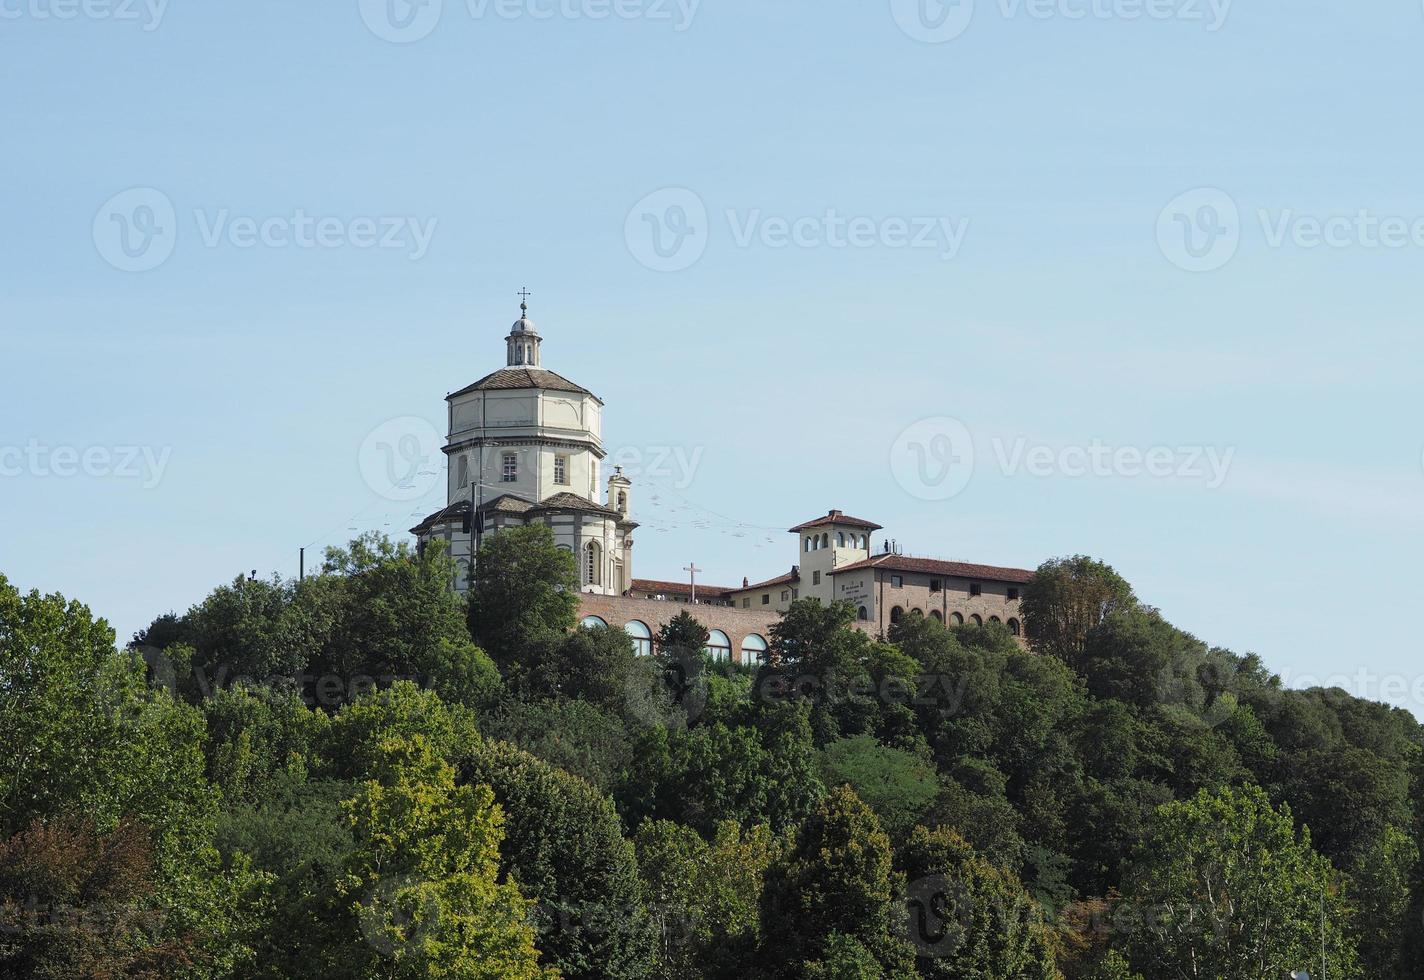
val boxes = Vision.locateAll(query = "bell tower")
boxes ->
[505,288,542,367]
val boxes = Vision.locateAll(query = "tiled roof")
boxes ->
[447,368,599,401]
[631,578,737,598]
[830,554,1034,584]
[532,492,625,519]
[789,509,884,533]
[731,567,801,593]
[410,499,469,535]
[481,494,535,514]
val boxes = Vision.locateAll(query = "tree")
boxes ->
[1118,786,1360,979]
[894,825,1061,979]
[340,735,555,979]
[819,736,939,838]
[759,785,917,978]
[457,738,657,980]
[0,574,267,978]
[1348,825,1417,980]
[467,525,579,673]
[1021,556,1135,668]
[634,820,783,980]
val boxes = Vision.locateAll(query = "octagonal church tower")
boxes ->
[411,299,636,595]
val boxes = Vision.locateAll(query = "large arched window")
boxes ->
[624,620,653,657]
[858,606,870,621]
[1008,618,1021,636]
[580,614,608,629]
[890,606,904,624]
[837,532,846,547]
[930,610,943,622]
[950,612,964,626]
[989,616,1002,625]
[584,541,601,587]
[821,533,830,549]
[910,608,923,617]
[740,633,768,667]
[970,614,983,627]
[704,629,732,663]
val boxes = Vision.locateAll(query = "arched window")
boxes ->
[580,614,608,629]
[584,541,601,587]
[617,491,627,512]
[1008,618,1021,636]
[858,606,869,621]
[930,610,943,622]
[704,629,732,663]
[837,532,845,547]
[624,620,653,657]
[740,633,768,667]
[989,616,1002,625]
[910,608,923,617]
[890,606,904,624]
[858,535,867,549]
[805,537,812,553]
[950,612,964,626]
[970,614,983,627]
[821,533,830,549]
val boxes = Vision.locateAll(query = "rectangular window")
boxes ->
[930,579,942,593]
[970,583,982,597]
[813,571,822,585]
[554,455,569,486]
[1008,587,1020,601]
[456,455,470,488]
[762,594,770,605]
[502,454,518,483]
[891,575,903,588]
[792,588,799,599]
[781,590,789,602]
[742,598,751,609]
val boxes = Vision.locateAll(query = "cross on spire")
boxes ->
[518,286,531,316]
[684,562,703,604]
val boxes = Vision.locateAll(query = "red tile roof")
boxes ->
[732,567,801,592]
[631,578,737,597]
[447,368,601,402]
[830,554,1034,584]
[788,509,884,533]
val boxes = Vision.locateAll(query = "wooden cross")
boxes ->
[684,563,702,604]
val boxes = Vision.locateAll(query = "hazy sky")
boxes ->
[3,0,1421,718]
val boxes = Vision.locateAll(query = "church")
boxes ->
[414,297,1035,662]
[411,297,636,595]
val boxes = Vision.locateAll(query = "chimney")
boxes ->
[742,577,749,588]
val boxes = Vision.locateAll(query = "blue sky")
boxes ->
[2,0,1421,717]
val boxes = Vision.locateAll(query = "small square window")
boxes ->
[930,579,942,593]
[1008,587,1020,601]
[970,583,982,597]
[891,575,904,588]
[762,594,770,605]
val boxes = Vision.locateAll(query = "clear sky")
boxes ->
[3,0,1421,717]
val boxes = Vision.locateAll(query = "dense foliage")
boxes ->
[2,535,1420,978]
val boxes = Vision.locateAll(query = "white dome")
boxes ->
[510,316,539,335]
